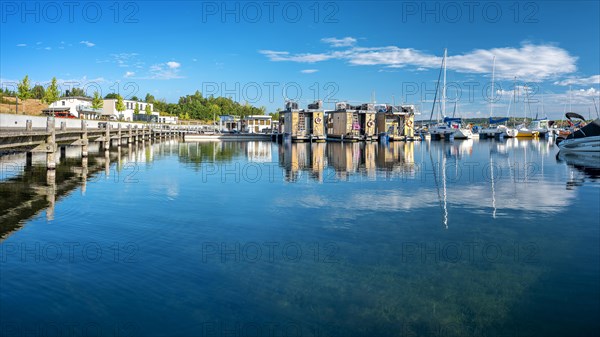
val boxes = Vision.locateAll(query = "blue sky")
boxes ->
[1,0,599,119]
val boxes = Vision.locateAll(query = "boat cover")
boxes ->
[566,112,586,121]
[567,119,600,139]
[489,117,509,124]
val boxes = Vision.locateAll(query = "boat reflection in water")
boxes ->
[557,151,600,189]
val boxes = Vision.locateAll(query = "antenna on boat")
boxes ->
[593,97,599,118]
[490,55,495,118]
[569,85,572,112]
[429,51,445,123]
[442,48,447,118]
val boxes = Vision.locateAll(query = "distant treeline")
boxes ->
[417,117,568,126]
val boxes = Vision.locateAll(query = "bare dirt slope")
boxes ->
[0,97,47,115]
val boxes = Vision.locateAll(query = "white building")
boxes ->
[219,115,241,132]
[158,116,178,124]
[45,96,102,118]
[102,99,154,121]
[243,115,272,133]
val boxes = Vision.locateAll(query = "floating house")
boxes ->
[243,115,272,133]
[326,102,377,141]
[219,115,241,132]
[282,101,326,142]
[375,105,417,141]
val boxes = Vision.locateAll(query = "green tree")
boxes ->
[69,87,87,97]
[134,102,140,114]
[145,104,152,115]
[91,91,103,109]
[115,95,126,118]
[31,85,45,99]
[43,77,60,104]
[131,96,139,101]
[145,93,155,104]
[104,93,119,99]
[17,75,31,112]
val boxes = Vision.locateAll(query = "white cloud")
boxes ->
[109,53,140,68]
[44,47,51,51]
[80,41,95,47]
[16,44,26,47]
[166,61,181,69]
[301,69,318,74]
[259,50,341,63]
[321,37,357,47]
[260,42,579,82]
[140,62,183,80]
[554,75,600,86]
[124,71,135,78]
[36,42,42,45]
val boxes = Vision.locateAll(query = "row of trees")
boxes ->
[10,75,267,120]
[149,90,266,121]
[16,75,61,110]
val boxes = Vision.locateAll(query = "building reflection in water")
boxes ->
[279,142,326,182]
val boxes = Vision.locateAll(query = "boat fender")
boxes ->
[315,117,322,124]
[367,120,374,127]
[406,120,413,128]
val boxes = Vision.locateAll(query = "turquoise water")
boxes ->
[1,139,599,337]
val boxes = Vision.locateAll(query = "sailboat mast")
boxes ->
[490,56,495,118]
[442,48,447,118]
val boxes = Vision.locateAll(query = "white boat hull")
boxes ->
[453,128,472,139]
[558,135,600,152]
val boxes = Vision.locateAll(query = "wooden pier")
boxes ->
[1,116,192,170]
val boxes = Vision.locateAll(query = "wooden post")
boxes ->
[46,117,56,170]
[81,120,88,157]
[128,125,133,144]
[118,123,122,146]
[26,120,32,131]
[81,157,88,195]
[105,123,111,149]
[46,170,56,221]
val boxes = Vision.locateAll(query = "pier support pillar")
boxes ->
[105,123,111,149]
[26,152,32,166]
[128,125,133,144]
[81,120,88,157]
[60,146,66,160]
[46,117,56,170]
[46,170,56,221]
[118,123,122,146]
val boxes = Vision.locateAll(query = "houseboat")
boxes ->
[326,102,377,141]
[282,101,326,142]
[375,105,417,141]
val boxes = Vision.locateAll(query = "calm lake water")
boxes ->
[1,138,599,337]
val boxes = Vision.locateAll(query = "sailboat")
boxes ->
[480,56,510,138]
[429,49,458,139]
[507,83,535,138]
[444,101,472,139]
